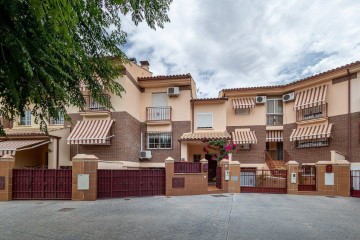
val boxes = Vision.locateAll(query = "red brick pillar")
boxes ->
[165,157,175,196]
[200,158,209,194]
[220,159,229,192]
[228,161,241,194]
[72,154,98,201]
[0,155,15,201]
[286,160,299,195]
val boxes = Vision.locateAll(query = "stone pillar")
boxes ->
[0,155,15,201]
[315,160,350,197]
[220,159,229,192]
[200,158,209,194]
[72,154,98,201]
[286,160,299,195]
[228,161,241,193]
[165,157,175,196]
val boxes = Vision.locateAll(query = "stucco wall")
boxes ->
[15,144,48,168]
[226,97,266,126]
[194,102,227,131]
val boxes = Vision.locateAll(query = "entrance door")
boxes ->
[206,154,217,183]
[266,142,283,161]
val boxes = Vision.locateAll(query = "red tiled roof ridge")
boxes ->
[191,97,228,102]
[138,73,192,80]
[222,60,360,92]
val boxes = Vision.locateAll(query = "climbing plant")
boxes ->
[203,139,238,162]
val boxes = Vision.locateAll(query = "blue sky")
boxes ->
[121,0,360,97]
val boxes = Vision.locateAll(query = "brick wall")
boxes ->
[351,112,360,162]
[141,121,191,163]
[67,112,141,162]
[227,125,266,164]
[284,114,357,164]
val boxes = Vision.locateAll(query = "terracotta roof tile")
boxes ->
[4,127,64,136]
[190,97,228,102]
[138,74,192,81]
[222,61,360,92]
[179,131,231,141]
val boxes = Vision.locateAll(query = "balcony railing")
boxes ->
[146,107,171,121]
[81,94,110,112]
[296,103,327,122]
[266,114,283,126]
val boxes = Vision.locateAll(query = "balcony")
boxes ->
[146,107,171,123]
[296,103,327,122]
[80,94,111,116]
[266,114,283,126]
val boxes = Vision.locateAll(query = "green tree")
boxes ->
[0,0,172,134]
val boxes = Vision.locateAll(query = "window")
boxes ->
[152,93,168,107]
[193,154,202,162]
[266,99,283,126]
[147,132,172,149]
[197,113,213,129]
[19,111,31,126]
[49,113,64,125]
[296,138,329,148]
[235,108,250,115]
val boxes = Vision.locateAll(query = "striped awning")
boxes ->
[232,129,257,144]
[294,85,328,110]
[0,140,49,156]
[232,98,255,109]
[67,119,114,145]
[290,123,333,141]
[266,131,283,142]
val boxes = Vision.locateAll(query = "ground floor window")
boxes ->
[296,138,329,148]
[147,132,172,149]
[193,154,202,162]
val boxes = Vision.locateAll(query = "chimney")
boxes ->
[129,57,137,64]
[140,60,150,71]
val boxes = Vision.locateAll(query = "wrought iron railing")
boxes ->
[81,94,110,112]
[266,114,283,126]
[296,103,327,122]
[146,107,171,121]
[298,165,316,191]
[174,162,202,173]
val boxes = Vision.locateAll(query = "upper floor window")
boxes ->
[197,113,213,129]
[19,110,31,126]
[235,108,250,115]
[147,132,172,149]
[266,99,283,126]
[152,93,168,107]
[49,113,64,125]
[296,104,328,122]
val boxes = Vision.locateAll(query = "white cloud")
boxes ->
[121,0,360,97]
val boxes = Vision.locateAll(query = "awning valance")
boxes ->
[266,131,283,142]
[0,140,49,156]
[232,129,257,144]
[290,123,333,141]
[232,98,255,109]
[294,85,328,110]
[179,131,231,141]
[67,119,114,145]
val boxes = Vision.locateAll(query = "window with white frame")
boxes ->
[196,113,213,129]
[19,110,31,126]
[266,98,283,126]
[147,132,172,149]
[49,113,64,125]
[235,108,250,115]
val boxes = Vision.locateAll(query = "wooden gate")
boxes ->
[351,170,360,198]
[97,169,165,199]
[12,169,72,200]
[240,169,287,194]
[298,166,316,191]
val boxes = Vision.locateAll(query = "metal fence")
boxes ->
[174,162,202,173]
[351,170,360,198]
[240,169,287,194]
[298,166,316,191]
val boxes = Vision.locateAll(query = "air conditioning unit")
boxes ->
[140,150,152,159]
[167,87,180,96]
[283,92,295,102]
[256,96,267,104]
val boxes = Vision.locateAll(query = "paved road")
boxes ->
[0,194,359,240]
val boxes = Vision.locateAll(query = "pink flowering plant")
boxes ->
[203,139,238,162]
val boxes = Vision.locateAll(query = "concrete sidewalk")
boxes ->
[0,194,359,240]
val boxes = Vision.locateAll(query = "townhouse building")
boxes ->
[0,59,359,177]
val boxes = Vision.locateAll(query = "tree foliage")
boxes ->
[0,0,172,134]
[203,139,237,162]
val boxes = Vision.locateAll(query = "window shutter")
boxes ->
[197,113,212,128]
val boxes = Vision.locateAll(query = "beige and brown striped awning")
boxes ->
[294,85,328,110]
[0,140,49,156]
[232,129,257,144]
[179,131,231,141]
[266,131,283,142]
[290,123,333,141]
[232,98,255,109]
[67,119,114,145]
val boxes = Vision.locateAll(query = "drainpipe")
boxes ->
[191,100,194,133]
[347,68,352,162]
